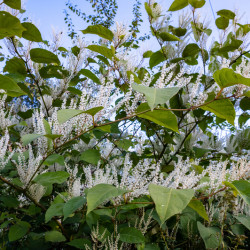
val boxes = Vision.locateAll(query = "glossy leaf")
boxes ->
[8,221,30,241]
[119,227,145,243]
[137,108,179,133]
[169,0,188,11]
[63,196,86,220]
[21,22,42,42]
[30,48,60,64]
[45,203,64,223]
[87,184,127,214]
[81,24,114,41]
[132,83,180,110]
[45,231,66,242]
[80,149,101,165]
[201,98,235,125]
[149,184,194,224]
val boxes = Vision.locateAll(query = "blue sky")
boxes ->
[24,0,250,43]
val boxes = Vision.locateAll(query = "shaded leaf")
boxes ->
[216,17,229,30]
[188,0,205,8]
[21,133,43,145]
[9,221,30,242]
[67,238,92,249]
[119,227,145,243]
[159,32,180,41]
[63,196,86,220]
[45,231,66,242]
[45,203,64,223]
[79,69,100,84]
[217,9,236,19]
[234,215,250,230]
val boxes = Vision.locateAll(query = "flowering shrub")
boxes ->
[0,0,250,249]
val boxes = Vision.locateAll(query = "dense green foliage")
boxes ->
[0,0,249,249]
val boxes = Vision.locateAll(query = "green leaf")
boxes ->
[132,83,180,110]
[137,108,179,133]
[34,171,70,186]
[159,32,180,42]
[3,0,21,9]
[9,221,30,242]
[220,39,243,53]
[143,50,153,58]
[168,0,188,11]
[45,231,66,242]
[149,184,194,225]
[21,133,43,145]
[188,0,205,8]
[80,149,101,165]
[197,222,221,249]
[0,11,25,39]
[63,196,86,220]
[182,43,200,58]
[87,184,127,214]
[83,106,104,116]
[57,109,84,124]
[0,74,26,96]
[216,17,229,30]
[232,180,250,205]
[188,199,209,221]
[67,238,92,249]
[21,22,42,42]
[39,65,69,79]
[43,154,65,166]
[87,45,114,60]
[240,97,250,111]
[213,68,250,88]
[217,9,236,19]
[149,50,165,68]
[201,98,235,125]
[45,203,64,223]
[119,227,145,243]
[79,69,101,84]
[234,215,250,230]
[81,25,114,41]
[30,48,60,64]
